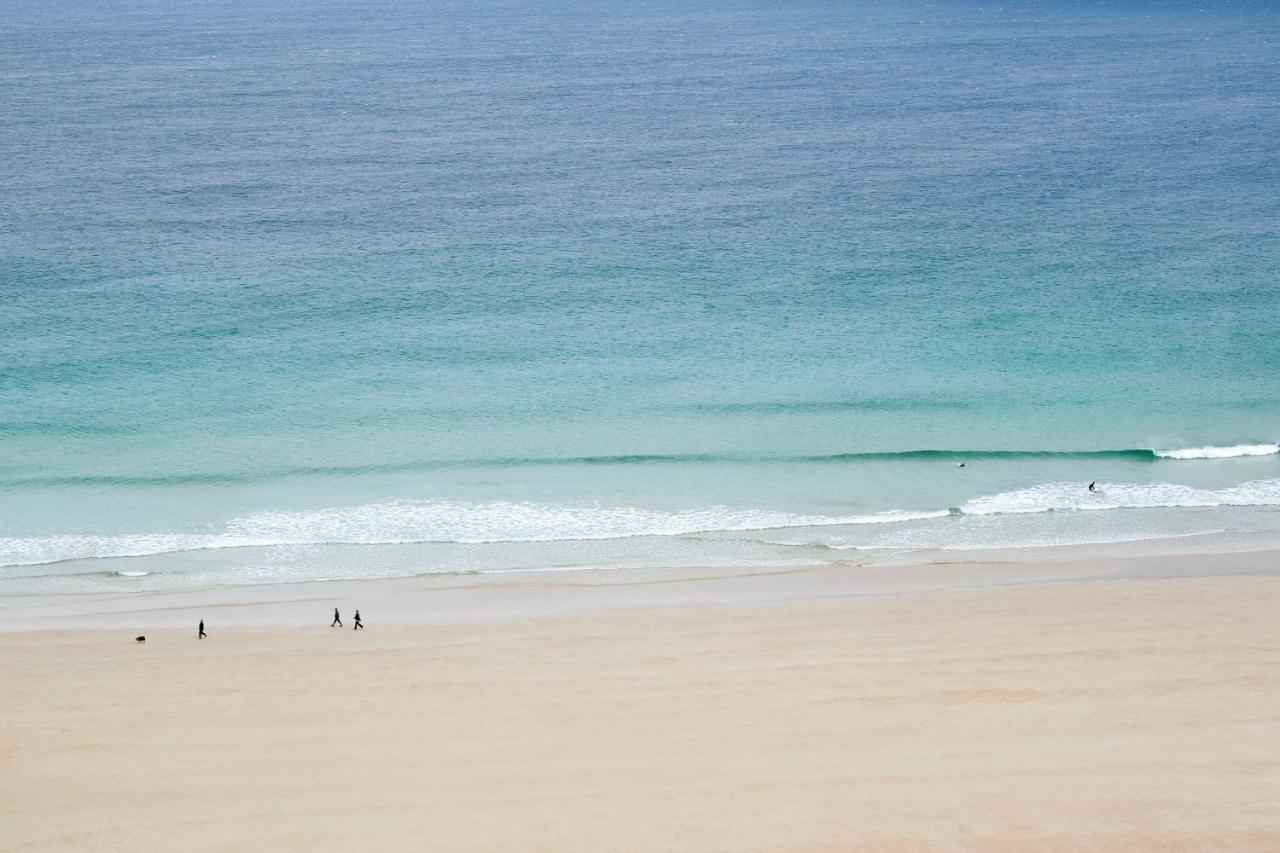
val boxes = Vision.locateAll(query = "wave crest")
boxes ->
[0,502,948,568]
[6,475,1280,569]
[1153,444,1278,460]
[960,478,1280,516]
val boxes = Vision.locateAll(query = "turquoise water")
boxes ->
[3,0,1279,592]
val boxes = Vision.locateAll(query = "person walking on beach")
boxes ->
[331,608,342,628]
[353,610,364,630]
[198,619,206,639]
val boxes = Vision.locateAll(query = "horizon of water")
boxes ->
[2,0,1279,595]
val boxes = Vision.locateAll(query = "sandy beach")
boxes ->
[4,554,1279,851]
[8,0,1280,848]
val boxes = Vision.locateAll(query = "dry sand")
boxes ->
[3,573,1279,851]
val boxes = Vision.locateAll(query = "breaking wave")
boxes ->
[0,502,947,568]
[960,478,1280,515]
[4,475,1278,569]
[1152,444,1278,460]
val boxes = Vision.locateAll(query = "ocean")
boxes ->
[3,0,1279,595]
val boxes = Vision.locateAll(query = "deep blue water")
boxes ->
[2,0,1279,590]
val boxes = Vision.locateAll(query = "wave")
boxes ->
[1,568,161,582]
[4,475,1280,568]
[813,445,1276,462]
[4,444,1274,490]
[1152,444,1278,460]
[0,503,949,568]
[959,478,1280,516]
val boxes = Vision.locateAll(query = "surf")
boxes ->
[6,474,1280,569]
[0,503,951,568]
[959,478,1280,516]
[1152,444,1279,460]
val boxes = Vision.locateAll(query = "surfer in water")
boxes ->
[1088,481,1097,492]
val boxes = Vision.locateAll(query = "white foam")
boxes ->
[5,478,1277,570]
[1154,444,1278,459]
[960,478,1280,516]
[223,502,949,545]
[0,502,949,568]
[0,534,207,568]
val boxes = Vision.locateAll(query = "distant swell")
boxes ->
[3,444,1274,490]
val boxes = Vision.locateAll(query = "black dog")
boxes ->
[135,635,146,643]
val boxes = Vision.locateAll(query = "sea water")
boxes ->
[2,0,1279,593]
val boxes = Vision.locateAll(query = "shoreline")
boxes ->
[4,532,1279,633]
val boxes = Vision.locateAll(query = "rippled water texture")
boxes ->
[2,0,1278,588]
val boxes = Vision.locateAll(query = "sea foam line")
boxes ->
[1153,444,1278,459]
[959,478,1280,515]
[0,503,948,568]
[4,475,1280,569]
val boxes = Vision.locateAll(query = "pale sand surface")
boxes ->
[3,572,1279,851]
